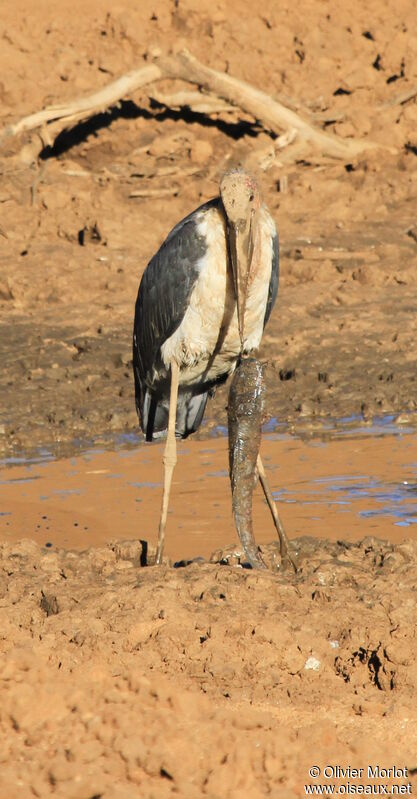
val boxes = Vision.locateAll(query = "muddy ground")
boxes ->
[1,0,417,796]
[1,0,417,458]
[1,536,417,799]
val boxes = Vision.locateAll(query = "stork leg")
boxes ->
[156,360,179,565]
[256,454,298,572]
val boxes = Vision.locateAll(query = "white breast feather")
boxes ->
[160,205,275,386]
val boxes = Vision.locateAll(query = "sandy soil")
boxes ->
[1,536,417,798]
[1,0,417,795]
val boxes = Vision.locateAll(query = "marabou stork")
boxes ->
[133,169,291,565]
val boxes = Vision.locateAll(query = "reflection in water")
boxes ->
[265,412,417,440]
[273,475,417,528]
[128,481,161,489]
[0,476,41,485]
[53,488,83,497]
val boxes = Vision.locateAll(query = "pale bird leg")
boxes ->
[256,454,298,572]
[156,360,179,564]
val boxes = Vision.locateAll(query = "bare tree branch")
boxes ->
[156,50,376,159]
[1,48,393,162]
[149,89,235,114]
[1,64,162,140]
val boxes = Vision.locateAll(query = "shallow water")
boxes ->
[0,418,416,560]
[275,475,417,528]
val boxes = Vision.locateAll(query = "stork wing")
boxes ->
[133,199,219,395]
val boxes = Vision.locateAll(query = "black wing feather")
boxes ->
[133,198,218,425]
[263,231,279,328]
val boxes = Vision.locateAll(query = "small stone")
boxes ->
[297,401,314,416]
[115,560,134,571]
[395,413,411,425]
[39,553,61,572]
[304,656,321,671]
[40,592,60,616]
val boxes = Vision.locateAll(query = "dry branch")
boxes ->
[149,89,235,115]
[1,48,390,162]
[129,187,179,198]
[1,64,162,139]
[156,51,374,159]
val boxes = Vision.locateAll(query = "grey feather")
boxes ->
[139,387,209,441]
[133,198,219,440]
[133,199,279,442]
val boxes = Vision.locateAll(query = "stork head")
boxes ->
[220,170,261,346]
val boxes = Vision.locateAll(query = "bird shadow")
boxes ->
[40,98,261,161]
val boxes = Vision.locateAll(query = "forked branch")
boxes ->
[1,48,389,161]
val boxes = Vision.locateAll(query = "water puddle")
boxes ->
[275,475,417,528]
[0,415,416,560]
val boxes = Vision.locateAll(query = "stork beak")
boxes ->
[228,211,256,347]
[220,169,261,349]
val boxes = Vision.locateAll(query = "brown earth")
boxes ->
[1,0,417,458]
[1,0,417,796]
[1,535,417,799]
